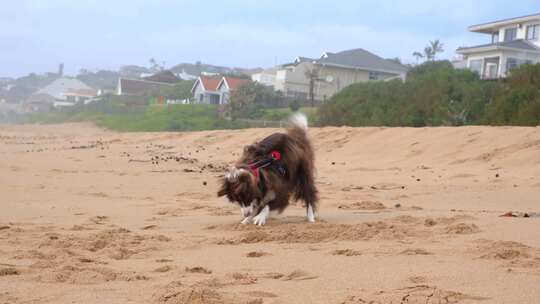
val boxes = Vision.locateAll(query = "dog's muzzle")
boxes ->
[241,205,253,217]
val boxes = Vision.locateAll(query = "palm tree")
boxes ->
[423,46,435,61]
[415,40,445,62]
[412,52,424,64]
[304,67,320,107]
[428,40,444,61]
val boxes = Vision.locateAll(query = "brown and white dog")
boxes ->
[217,113,318,225]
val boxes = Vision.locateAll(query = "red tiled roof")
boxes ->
[223,77,250,90]
[200,76,221,91]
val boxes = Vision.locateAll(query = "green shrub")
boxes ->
[318,61,540,127]
[23,103,245,132]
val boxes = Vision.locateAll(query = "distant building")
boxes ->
[175,69,198,81]
[63,88,99,105]
[142,70,180,84]
[116,70,179,96]
[35,77,92,101]
[24,94,56,112]
[191,76,221,104]
[23,77,93,111]
[191,76,251,105]
[0,99,23,117]
[216,77,251,104]
[251,67,278,87]
[116,78,174,96]
[457,13,540,79]
[275,48,408,102]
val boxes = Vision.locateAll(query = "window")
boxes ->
[469,59,482,75]
[199,93,204,102]
[504,27,517,42]
[506,58,518,72]
[369,71,379,80]
[527,24,540,40]
[506,58,529,73]
[491,32,499,43]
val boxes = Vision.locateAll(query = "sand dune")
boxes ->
[1,123,540,303]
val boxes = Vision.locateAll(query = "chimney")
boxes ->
[58,63,64,76]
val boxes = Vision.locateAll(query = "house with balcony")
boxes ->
[457,13,540,79]
[274,48,408,103]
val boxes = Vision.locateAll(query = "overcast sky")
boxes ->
[1,0,540,77]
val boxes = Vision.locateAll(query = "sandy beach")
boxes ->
[1,123,540,304]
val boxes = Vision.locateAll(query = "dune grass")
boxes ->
[24,103,247,132]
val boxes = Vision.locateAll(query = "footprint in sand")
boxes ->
[342,285,488,304]
[278,270,318,281]
[0,268,20,276]
[475,239,540,270]
[185,266,212,274]
[400,248,433,255]
[154,265,175,273]
[243,291,278,298]
[88,215,108,225]
[445,223,480,235]
[332,249,362,256]
[338,201,386,210]
[152,283,259,304]
[408,276,427,284]
[155,259,174,263]
[142,224,158,230]
[246,251,271,258]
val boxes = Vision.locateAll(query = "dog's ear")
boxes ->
[217,178,229,197]
[243,144,256,154]
[237,170,251,182]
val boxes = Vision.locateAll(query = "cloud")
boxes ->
[140,23,484,68]
[1,0,539,76]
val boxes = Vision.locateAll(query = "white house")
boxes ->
[274,48,408,102]
[175,69,198,81]
[216,77,251,104]
[36,78,93,101]
[251,67,278,87]
[457,13,540,79]
[191,76,221,104]
[62,88,99,105]
[24,77,93,111]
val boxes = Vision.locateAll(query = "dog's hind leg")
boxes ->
[307,204,316,223]
[293,159,319,222]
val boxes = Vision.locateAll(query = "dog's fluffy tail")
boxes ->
[287,112,309,145]
[289,112,308,131]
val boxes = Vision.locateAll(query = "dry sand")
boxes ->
[1,123,540,304]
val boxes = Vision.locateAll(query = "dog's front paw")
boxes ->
[252,206,269,226]
[253,214,266,226]
[241,217,252,224]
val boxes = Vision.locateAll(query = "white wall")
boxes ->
[466,51,503,77]
[494,20,540,47]
[251,72,276,87]
[217,83,229,104]
[466,50,540,78]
